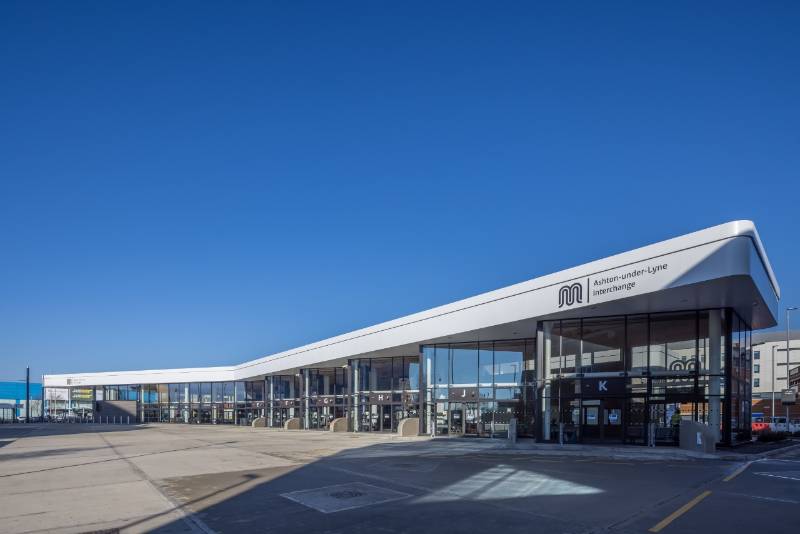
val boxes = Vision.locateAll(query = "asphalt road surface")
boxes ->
[0,424,797,534]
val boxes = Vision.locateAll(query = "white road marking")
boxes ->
[753,472,800,482]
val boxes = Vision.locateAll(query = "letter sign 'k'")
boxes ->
[598,380,608,392]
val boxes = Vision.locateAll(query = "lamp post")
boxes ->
[772,344,777,421]
[786,307,798,431]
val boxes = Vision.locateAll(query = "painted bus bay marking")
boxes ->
[723,461,753,482]
[648,490,712,533]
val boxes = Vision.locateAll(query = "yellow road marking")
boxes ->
[648,490,712,533]
[723,461,752,482]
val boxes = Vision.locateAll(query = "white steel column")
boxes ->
[303,369,310,430]
[709,309,722,442]
[353,360,359,432]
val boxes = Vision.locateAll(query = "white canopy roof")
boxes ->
[44,220,779,387]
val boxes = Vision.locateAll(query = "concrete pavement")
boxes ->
[0,424,797,533]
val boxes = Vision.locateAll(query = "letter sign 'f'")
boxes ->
[598,380,608,392]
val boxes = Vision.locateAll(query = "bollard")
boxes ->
[508,418,517,445]
[559,423,564,445]
[127,416,130,425]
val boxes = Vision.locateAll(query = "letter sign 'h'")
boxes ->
[598,380,608,392]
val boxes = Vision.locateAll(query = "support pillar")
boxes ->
[303,370,310,430]
[709,309,722,442]
[352,360,359,432]
[268,377,274,427]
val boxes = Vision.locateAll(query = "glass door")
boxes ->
[624,397,646,444]
[464,403,479,435]
[435,402,449,435]
[581,401,601,441]
[449,403,464,435]
[649,401,681,445]
[601,398,623,442]
[381,404,392,432]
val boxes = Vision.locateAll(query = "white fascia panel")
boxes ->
[43,367,235,388]
[234,220,779,378]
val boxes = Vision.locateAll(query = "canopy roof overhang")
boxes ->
[44,220,779,387]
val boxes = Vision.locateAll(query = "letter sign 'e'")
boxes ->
[598,380,607,392]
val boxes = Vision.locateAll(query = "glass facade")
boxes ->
[541,309,749,445]
[353,356,419,433]
[141,381,264,424]
[421,340,535,438]
[51,307,751,446]
[267,374,301,428]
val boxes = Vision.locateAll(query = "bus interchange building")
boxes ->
[43,221,780,446]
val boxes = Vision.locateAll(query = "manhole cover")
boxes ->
[281,482,411,513]
[330,490,364,499]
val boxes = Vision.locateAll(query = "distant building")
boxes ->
[751,331,800,397]
[750,330,800,422]
[0,381,43,422]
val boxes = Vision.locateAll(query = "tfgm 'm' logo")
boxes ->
[558,282,583,308]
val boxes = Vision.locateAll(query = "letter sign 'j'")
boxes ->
[598,380,608,392]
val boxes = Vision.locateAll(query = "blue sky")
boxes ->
[1,2,799,380]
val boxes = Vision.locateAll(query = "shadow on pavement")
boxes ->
[140,434,723,534]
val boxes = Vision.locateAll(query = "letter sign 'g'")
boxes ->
[598,380,608,392]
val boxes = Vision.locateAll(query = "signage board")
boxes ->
[368,392,394,404]
[581,377,625,396]
[781,389,796,406]
[310,396,337,406]
[447,387,479,402]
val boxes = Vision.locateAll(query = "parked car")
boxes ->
[768,417,800,433]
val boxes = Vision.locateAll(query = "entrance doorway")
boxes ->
[360,404,397,432]
[649,401,682,445]
[448,402,479,436]
[581,398,623,443]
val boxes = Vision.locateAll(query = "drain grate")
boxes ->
[281,482,411,513]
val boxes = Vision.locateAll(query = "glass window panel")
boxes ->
[250,381,264,402]
[560,320,580,373]
[627,315,648,372]
[393,357,404,390]
[581,316,624,373]
[169,384,181,404]
[404,357,419,390]
[649,312,697,374]
[190,383,200,404]
[372,359,392,390]
[235,382,246,403]
[450,343,478,385]
[158,384,169,403]
[479,342,494,385]
[201,383,212,404]
[698,311,709,372]
[434,346,449,388]
[523,340,536,384]
[494,340,524,385]
[223,382,235,403]
[358,361,371,391]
